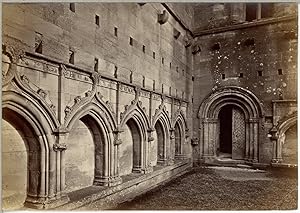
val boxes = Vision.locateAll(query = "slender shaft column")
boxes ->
[249,122,254,160]
[48,148,56,198]
[253,122,258,162]
[169,128,175,164]
[199,126,203,159]
[209,119,218,156]
[203,119,209,156]
[144,128,154,173]
[245,121,250,160]
[277,134,284,162]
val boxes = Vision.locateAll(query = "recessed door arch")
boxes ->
[198,86,264,163]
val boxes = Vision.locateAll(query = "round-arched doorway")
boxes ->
[198,86,264,163]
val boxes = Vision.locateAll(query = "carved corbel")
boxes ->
[169,128,175,140]
[183,34,193,48]
[113,127,124,146]
[158,10,169,24]
[185,128,189,139]
[173,28,181,39]
[147,128,155,142]
[53,143,67,152]
[269,126,278,141]
[192,44,201,55]
[191,137,199,146]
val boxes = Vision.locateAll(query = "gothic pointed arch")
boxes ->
[152,102,172,165]
[63,72,117,132]
[2,45,60,132]
[2,45,68,208]
[62,73,121,186]
[152,103,172,130]
[119,96,152,173]
[2,93,57,208]
[172,108,188,130]
[119,99,151,131]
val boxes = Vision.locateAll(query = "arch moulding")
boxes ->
[197,86,265,164]
[270,111,297,164]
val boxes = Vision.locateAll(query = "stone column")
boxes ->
[110,130,122,186]
[231,3,245,23]
[256,3,262,19]
[270,126,283,164]
[277,134,284,162]
[144,128,154,173]
[94,129,122,186]
[209,119,218,156]
[203,119,209,157]
[253,121,258,162]
[169,128,175,165]
[245,121,250,160]
[249,121,254,160]
[49,138,69,208]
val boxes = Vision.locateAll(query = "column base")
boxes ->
[24,193,70,209]
[132,166,153,174]
[175,154,187,160]
[271,158,283,164]
[157,159,169,166]
[94,175,122,187]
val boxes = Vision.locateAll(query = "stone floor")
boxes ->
[110,166,297,210]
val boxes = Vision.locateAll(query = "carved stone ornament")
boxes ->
[158,10,169,25]
[53,143,67,152]
[148,136,155,142]
[183,34,193,48]
[37,89,47,99]
[173,28,181,39]
[192,44,201,55]
[114,138,122,145]
[191,137,199,146]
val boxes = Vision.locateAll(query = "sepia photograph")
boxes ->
[1,1,298,211]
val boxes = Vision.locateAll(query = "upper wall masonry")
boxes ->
[192,3,297,32]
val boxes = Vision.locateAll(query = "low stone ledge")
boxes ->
[56,159,192,210]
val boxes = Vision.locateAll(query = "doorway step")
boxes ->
[208,157,253,169]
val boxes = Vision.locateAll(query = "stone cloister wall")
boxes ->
[2,3,193,210]
[1,2,298,210]
[191,3,297,165]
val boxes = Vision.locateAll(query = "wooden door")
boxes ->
[232,107,246,160]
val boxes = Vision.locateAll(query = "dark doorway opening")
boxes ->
[219,105,232,155]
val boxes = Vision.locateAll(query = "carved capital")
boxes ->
[249,117,260,123]
[191,137,199,146]
[192,44,201,54]
[147,128,155,133]
[173,28,181,39]
[53,143,67,152]
[114,138,122,146]
[148,136,155,142]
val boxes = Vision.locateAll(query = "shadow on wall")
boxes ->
[119,124,133,176]
[65,120,94,193]
[282,124,297,164]
[2,119,27,210]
